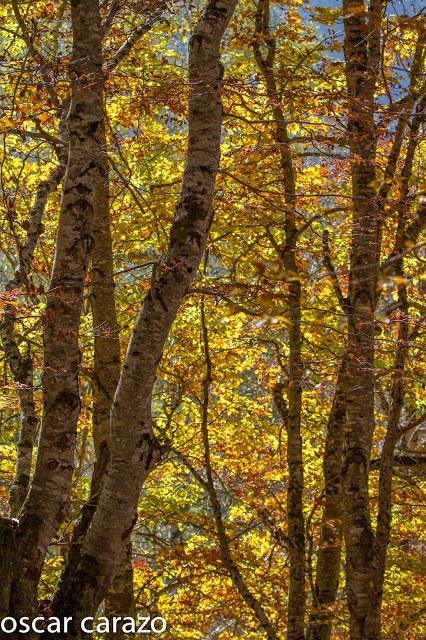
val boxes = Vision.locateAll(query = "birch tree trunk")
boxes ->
[52,1,238,634]
[0,0,105,617]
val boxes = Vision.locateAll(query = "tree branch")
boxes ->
[10,0,60,109]
[1,162,65,516]
[107,0,168,71]
[322,230,350,313]
[370,455,426,470]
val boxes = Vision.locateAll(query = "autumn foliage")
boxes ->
[0,1,425,639]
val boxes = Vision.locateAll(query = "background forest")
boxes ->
[0,0,425,639]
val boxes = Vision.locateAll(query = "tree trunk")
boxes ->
[254,2,305,637]
[1,163,65,516]
[0,518,15,616]
[2,0,105,617]
[341,1,380,637]
[51,1,238,634]
[105,539,136,639]
[307,362,346,640]
[92,129,136,637]
[365,96,425,640]
[53,60,137,631]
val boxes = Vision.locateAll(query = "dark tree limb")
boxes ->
[107,0,168,71]
[10,0,60,109]
[322,231,350,313]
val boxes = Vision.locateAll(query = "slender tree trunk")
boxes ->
[341,1,380,637]
[0,0,105,616]
[52,1,238,634]
[283,263,305,640]
[254,2,305,637]
[365,294,408,640]
[8,355,38,516]
[365,98,425,640]
[283,275,305,640]
[1,163,65,516]
[307,362,346,640]
[92,150,136,637]
[90,158,121,464]
[199,302,279,640]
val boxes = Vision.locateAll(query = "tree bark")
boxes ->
[365,95,425,640]
[0,518,15,616]
[254,2,305,637]
[52,1,237,634]
[58,92,136,636]
[1,0,105,616]
[1,163,65,516]
[92,133,136,637]
[307,362,346,640]
[341,1,380,637]
[105,540,136,639]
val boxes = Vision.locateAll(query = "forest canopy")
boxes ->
[0,1,425,639]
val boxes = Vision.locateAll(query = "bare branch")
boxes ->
[107,0,168,71]
[322,230,350,313]
[101,0,121,36]
[10,0,60,108]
